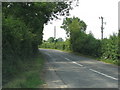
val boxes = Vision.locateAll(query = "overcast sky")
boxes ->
[43,0,119,40]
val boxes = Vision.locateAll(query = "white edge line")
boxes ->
[89,69,118,81]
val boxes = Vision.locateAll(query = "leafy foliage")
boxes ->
[118,30,120,60]
[47,37,55,43]
[42,16,119,65]
[101,34,119,60]
[2,2,75,85]
[40,38,70,51]
[2,16,33,84]
[56,38,64,42]
[61,17,119,60]
[61,17,87,37]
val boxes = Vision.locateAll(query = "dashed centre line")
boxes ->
[72,61,83,67]
[89,69,118,81]
[65,58,118,81]
[65,58,70,61]
[65,58,83,67]
[46,53,52,57]
[46,55,118,81]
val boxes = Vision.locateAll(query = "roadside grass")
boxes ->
[3,52,45,88]
[98,59,119,66]
[70,52,120,66]
[70,51,120,66]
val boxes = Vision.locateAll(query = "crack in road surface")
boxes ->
[40,49,118,88]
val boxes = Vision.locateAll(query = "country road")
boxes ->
[39,49,118,88]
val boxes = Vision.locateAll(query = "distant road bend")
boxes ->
[40,49,118,88]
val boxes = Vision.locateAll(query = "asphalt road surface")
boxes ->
[40,49,118,88]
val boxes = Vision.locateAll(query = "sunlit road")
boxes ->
[40,49,118,88]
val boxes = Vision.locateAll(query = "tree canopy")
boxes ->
[2,1,78,85]
[61,17,87,37]
[47,37,55,43]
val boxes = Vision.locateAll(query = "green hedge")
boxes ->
[40,40,70,51]
[41,33,119,65]
[101,34,119,60]
[2,2,72,85]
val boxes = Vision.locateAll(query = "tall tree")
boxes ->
[61,17,87,37]
[2,1,79,85]
[61,17,87,51]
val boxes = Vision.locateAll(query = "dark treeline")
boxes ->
[2,1,76,85]
[41,17,120,65]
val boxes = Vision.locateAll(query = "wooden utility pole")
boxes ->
[99,16,105,40]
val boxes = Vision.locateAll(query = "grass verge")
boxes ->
[70,52,120,66]
[3,52,45,88]
[69,51,120,66]
[98,59,119,66]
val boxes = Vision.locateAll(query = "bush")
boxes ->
[40,39,70,51]
[101,34,119,60]
[2,16,34,84]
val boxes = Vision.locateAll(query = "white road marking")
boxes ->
[65,58,70,61]
[89,69,118,81]
[65,58,83,67]
[72,61,83,67]
[65,58,118,81]
[46,53,52,57]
